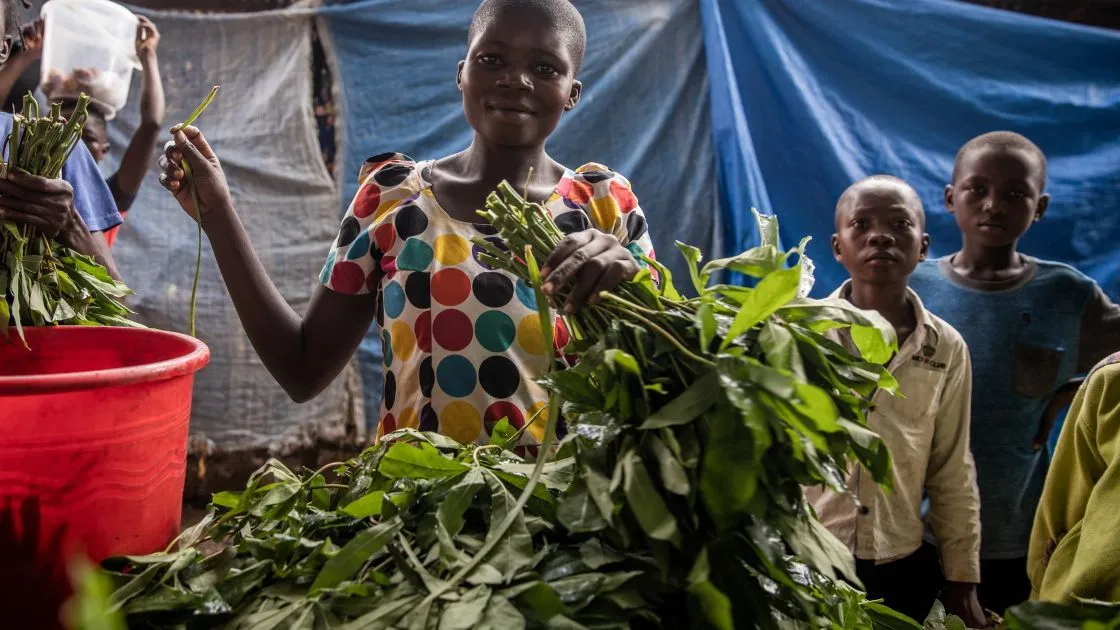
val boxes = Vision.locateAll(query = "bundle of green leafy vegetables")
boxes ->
[1,92,138,346]
[1003,598,1120,629]
[104,183,927,629]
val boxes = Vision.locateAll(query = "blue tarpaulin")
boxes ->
[700,0,1120,297]
[319,0,717,430]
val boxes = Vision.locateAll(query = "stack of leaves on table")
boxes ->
[0,92,138,346]
[104,185,925,629]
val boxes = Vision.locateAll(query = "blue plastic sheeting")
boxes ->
[700,0,1120,297]
[319,0,717,431]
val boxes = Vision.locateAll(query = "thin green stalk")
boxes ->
[175,86,220,338]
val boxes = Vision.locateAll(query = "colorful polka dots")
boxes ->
[434,234,470,265]
[374,223,396,252]
[515,278,537,310]
[320,155,656,446]
[432,269,471,306]
[437,355,477,398]
[434,310,474,351]
[330,261,365,294]
[398,238,433,272]
[398,407,418,430]
[383,281,406,319]
[485,401,525,430]
[352,182,381,219]
[391,320,416,362]
[517,315,546,355]
[480,356,520,399]
[442,401,483,444]
[405,272,431,309]
[476,310,516,353]
[474,272,514,308]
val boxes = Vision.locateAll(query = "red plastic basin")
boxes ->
[0,326,209,562]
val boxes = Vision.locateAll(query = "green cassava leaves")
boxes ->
[108,187,908,629]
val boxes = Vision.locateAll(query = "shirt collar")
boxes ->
[828,280,937,353]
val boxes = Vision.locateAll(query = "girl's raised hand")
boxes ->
[158,125,231,222]
[540,230,640,314]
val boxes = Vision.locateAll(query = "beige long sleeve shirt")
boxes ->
[806,283,982,583]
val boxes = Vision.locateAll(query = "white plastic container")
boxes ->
[39,0,140,120]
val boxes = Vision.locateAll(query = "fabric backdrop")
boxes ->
[318,0,718,431]
[700,0,1120,296]
[106,5,362,453]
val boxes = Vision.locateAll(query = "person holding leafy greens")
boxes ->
[806,175,985,627]
[0,0,124,283]
[156,0,653,444]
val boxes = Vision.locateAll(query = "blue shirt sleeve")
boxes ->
[61,141,122,233]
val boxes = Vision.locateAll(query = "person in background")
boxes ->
[156,0,655,445]
[46,15,165,247]
[1028,351,1120,603]
[908,131,1120,614]
[807,175,984,627]
[0,0,123,281]
[0,9,39,107]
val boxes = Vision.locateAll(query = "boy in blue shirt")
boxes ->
[909,131,1120,614]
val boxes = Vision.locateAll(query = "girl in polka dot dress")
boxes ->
[157,0,655,447]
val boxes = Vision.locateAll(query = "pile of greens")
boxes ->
[105,184,922,629]
[1,92,138,345]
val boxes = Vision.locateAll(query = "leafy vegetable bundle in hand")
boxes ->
[104,185,921,629]
[0,92,137,345]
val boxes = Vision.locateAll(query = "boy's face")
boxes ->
[833,182,929,285]
[80,115,110,163]
[458,8,582,148]
[946,146,1049,248]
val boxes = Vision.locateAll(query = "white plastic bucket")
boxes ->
[39,0,140,120]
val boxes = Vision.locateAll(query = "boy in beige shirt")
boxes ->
[806,175,984,626]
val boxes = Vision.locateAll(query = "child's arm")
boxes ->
[0,19,43,106]
[110,16,165,214]
[924,343,985,626]
[161,127,376,402]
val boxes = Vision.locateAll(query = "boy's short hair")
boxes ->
[952,131,1047,189]
[836,174,926,229]
[468,0,587,73]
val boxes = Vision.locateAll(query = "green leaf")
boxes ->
[439,586,492,630]
[647,435,689,496]
[862,602,924,630]
[478,595,527,630]
[720,264,801,350]
[759,321,806,381]
[309,517,401,593]
[639,254,682,301]
[700,400,759,529]
[577,539,624,570]
[379,442,469,479]
[687,548,734,630]
[481,470,534,580]
[340,491,385,519]
[640,370,720,429]
[675,241,706,294]
[489,418,518,447]
[557,475,609,534]
[620,449,681,547]
[697,301,717,351]
[513,582,567,622]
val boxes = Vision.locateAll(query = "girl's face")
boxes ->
[458,8,582,148]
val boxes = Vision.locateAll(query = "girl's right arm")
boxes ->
[159,126,375,403]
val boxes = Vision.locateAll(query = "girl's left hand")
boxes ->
[540,230,639,314]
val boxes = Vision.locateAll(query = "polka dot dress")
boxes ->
[321,153,656,445]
